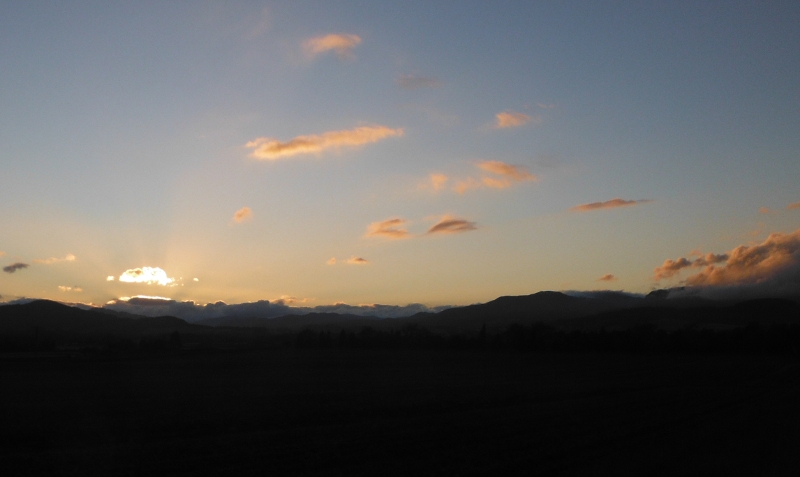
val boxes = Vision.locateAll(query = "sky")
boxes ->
[2,1,800,311]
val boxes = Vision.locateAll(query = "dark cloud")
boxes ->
[427,216,477,235]
[3,263,29,274]
[597,274,617,282]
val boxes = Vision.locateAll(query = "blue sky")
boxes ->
[2,1,799,308]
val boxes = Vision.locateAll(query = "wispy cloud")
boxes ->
[3,263,28,274]
[570,198,653,212]
[477,160,536,184]
[0,251,4,258]
[450,161,536,194]
[366,218,411,239]
[246,125,403,160]
[303,33,361,60]
[118,267,176,286]
[396,75,440,89]
[494,111,540,129]
[427,216,477,235]
[33,253,76,265]
[759,206,776,215]
[326,257,337,265]
[597,274,617,282]
[58,285,82,292]
[428,173,448,191]
[346,256,369,265]
[453,177,482,195]
[107,275,115,281]
[787,201,800,210]
[232,206,252,223]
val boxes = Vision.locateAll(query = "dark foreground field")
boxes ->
[1,350,799,476]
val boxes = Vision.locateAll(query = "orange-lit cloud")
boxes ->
[787,201,800,210]
[3,262,28,274]
[365,218,411,239]
[477,160,536,182]
[429,173,448,191]
[494,111,539,129]
[303,33,362,60]
[396,75,440,89]
[570,198,652,212]
[0,251,4,258]
[232,206,252,223]
[58,286,82,292]
[346,256,368,265]
[759,207,776,215]
[681,230,800,287]
[119,267,176,286]
[33,253,76,265]
[326,257,337,265]
[427,216,477,235]
[453,177,482,194]
[107,275,115,281]
[449,161,536,194]
[653,253,729,281]
[597,274,617,282]
[246,125,403,160]
[654,229,800,286]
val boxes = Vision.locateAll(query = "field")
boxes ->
[1,350,799,476]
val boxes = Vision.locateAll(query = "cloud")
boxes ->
[427,216,477,235]
[58,286,82,292]
[569,198,653,212]
[652,229,800,300]
[246,125,403,160]
[365,218,411,239]
[759,207,776,215]
[787,201,800,210]
[326,257,337,265]
[0,252,4,258]
[477,160,536,183]
[193,278,199,282]
[232,206,252,223]
[302,33,362,60]
[429,173,448,191]
[107,276,115,281]
[3,263,29,274]
[346,256,369,265]
[494,111,540,129]
[448,161,537,194]
[396,75,440,89]
[118,267,176,286]
[681,230,800,287]
[453,177,482,194]
[653,253,729,281]
[33,253,76,265]
[597,274,618,282]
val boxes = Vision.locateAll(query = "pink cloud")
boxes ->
[232,206,252,223]
[427,216,477,235]
[303,33,361,60]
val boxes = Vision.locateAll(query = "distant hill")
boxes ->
[0,300,202,345]
[198,312,381,332]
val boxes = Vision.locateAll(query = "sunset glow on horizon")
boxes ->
[2,2,800,310]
